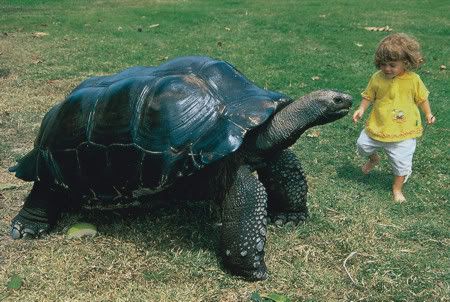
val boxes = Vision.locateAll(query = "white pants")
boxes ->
[356,130,416,178]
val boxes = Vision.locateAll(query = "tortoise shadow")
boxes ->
[336,160,392,192]
[56,199,221,263]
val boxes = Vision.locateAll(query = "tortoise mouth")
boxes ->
[316,107,350,125]
[335,108,350,116]
[333,97,352,118]
[330,108,350,120]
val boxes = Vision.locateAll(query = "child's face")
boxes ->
[379,61,406,79]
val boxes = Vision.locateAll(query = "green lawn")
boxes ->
[0,0,448,301]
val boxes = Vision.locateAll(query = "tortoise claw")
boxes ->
[269,212,307,226]
[10,219,49,240]
[240,261,269,281]
[252,267,269,281]
[11,224,22,240]
[22,228,37,239]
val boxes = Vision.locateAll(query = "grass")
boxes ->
[0,0,449,301]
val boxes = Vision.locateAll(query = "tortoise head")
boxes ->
[304,90,353,127]
[252,89,352,152]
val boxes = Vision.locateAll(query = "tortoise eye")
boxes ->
[333,96,344,104]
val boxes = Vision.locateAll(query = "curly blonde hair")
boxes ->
[374,33,424,70]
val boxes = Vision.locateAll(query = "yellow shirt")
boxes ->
[362,70,429,142]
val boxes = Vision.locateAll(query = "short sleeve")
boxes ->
[361,73,377,101]
[415,75,429,104]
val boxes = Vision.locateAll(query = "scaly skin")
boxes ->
[220,165,268,280]
[10,182,62,239]
[258,149,308,225]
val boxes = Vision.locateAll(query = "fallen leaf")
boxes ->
[364,26,392,32]
[7,274,23,290]
[261,292,292,302]
[250,292,263,302]
[306,130,321,138]
[32,32,49,38]
[67,222,97,239]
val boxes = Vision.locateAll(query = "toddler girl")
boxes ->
[353,33,436,202]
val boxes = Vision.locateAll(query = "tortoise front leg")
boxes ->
[11,181,63,239]
[257,149,308,225]
[220,165,268,281]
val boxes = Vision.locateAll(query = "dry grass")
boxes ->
[1,1,449,301]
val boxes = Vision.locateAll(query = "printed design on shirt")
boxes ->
[392,109,406,123]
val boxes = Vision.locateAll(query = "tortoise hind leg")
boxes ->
[257,149,308,225]
[221,165,268,281]
[11,181,63,239]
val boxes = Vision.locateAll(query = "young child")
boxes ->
[353,33,436,202]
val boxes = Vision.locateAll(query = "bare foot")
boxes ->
[362,154,380,174]
[393,191,406,202]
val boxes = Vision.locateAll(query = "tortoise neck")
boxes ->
[250,94,318,152]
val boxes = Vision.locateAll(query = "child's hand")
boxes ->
[425,114,436,124]
[352,109,364,123]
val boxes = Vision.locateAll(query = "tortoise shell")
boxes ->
[12,56,291,195]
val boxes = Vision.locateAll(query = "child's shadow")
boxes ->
[336,160,392,192]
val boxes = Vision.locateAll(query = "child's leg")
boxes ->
[362,153,380,174]
[356,130,381,174]
[392,175,406,202]
[385,139,416,202]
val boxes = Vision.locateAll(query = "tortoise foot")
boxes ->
[226,258,268,281]
[248,262,269,281]
[269,211,307,226]
[10,215,49,240]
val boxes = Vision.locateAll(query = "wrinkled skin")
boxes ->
[9,56,352,280]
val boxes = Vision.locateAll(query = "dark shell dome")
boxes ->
[11,56,291,192]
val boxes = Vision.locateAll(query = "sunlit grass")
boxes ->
[0,0,448,301]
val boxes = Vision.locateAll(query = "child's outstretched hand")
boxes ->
[426,114,436,124]
[352,109,364,123]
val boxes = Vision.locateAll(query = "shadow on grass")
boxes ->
[55,199,223,270]
[336,160,392,192]
[65,200,218,244]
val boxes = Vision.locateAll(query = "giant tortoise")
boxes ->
[9,56,352,280]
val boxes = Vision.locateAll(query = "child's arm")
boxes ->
[419,100,436,124]
[352,98,371,123]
